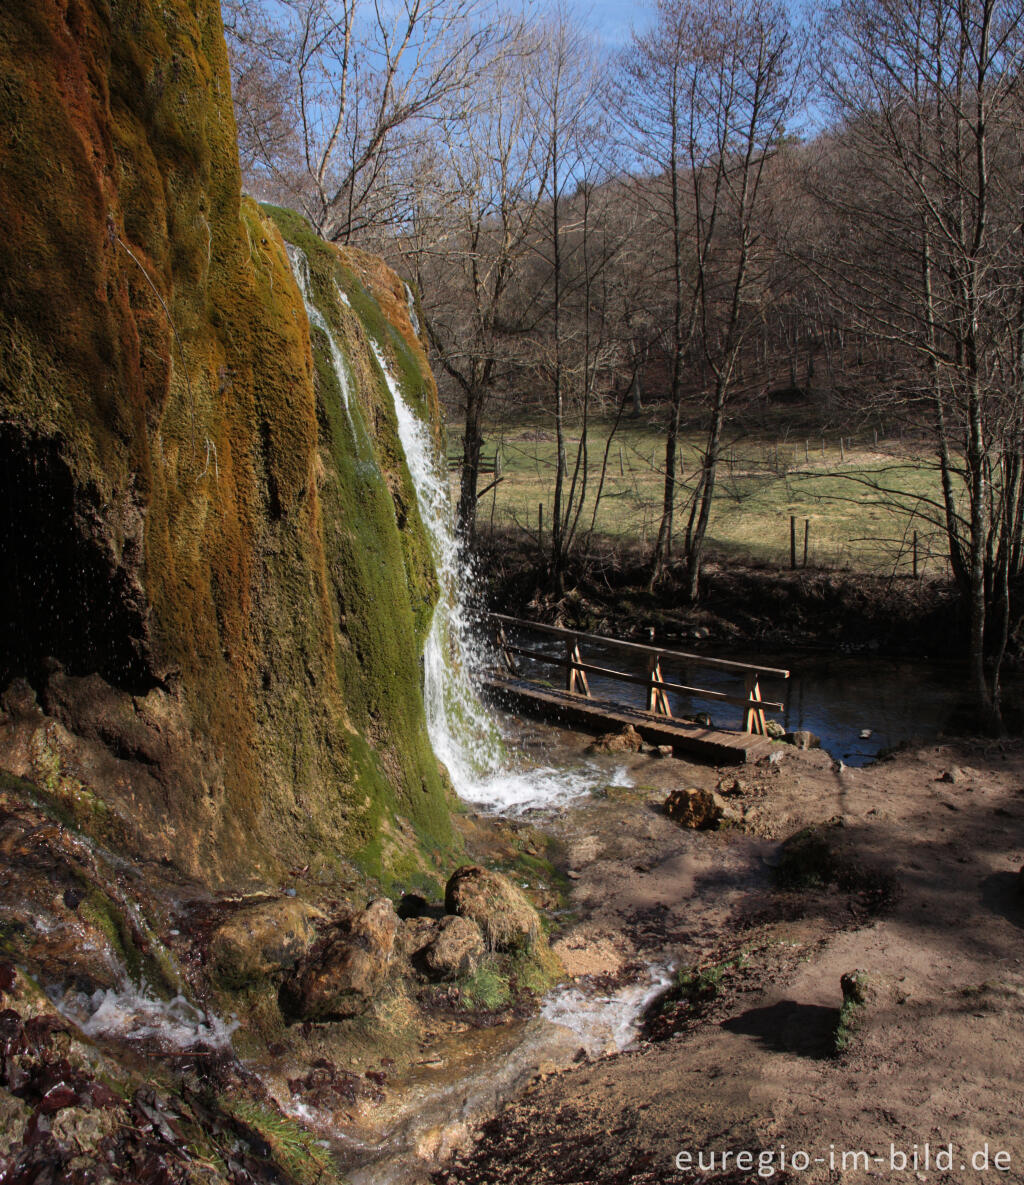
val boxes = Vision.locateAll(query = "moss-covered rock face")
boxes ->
[0,0,458,885]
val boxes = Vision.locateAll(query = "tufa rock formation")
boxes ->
[0,0,458,887]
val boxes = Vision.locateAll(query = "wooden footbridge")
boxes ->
[481,614,790,765]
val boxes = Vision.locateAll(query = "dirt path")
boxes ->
[435,735,1024,1184]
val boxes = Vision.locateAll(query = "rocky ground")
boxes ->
[2,711,1023,1185]
[435,726,1024,1184]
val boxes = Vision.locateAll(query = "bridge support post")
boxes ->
[743,672,767,735]
[566,637,590,697]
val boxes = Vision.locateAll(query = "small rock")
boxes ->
[765,719,786,740]
[785,730,821,750]
[664,787,726,830]
[653,744,674,758]
[938,766,965,784]
[424,916,485,978]
[566,870,582,880]
[587,725,644,754]
[445,865,541,952]
[719,777,747,797]
[840,969,873,1006]
[0,679,39,716]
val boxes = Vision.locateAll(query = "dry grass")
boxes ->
[456,412,950,577]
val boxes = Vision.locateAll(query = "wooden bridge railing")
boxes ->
[488,613,789,735]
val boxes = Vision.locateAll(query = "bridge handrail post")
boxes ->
[743,672,768,735]
[566,635,590,697]
[646,653,672,717]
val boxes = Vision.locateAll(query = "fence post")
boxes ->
[803,518,810,568]
[790,516,797,569]
[913,531,918,579]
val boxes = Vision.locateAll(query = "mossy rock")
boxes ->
[0,0,461,889]
[444,865,541,953]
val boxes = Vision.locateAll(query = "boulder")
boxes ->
[664,787,726,830]
[785,730,821,750]
[765,719,786,740]
[587,725,644,754]
[395,916,440,962]
[424,916,485,978]
[279,898,398,1021]
[444,866,541,952]
[207,898,323,988]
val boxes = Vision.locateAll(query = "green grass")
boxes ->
[459,964,512,1011]
[460,409,951,576]
[227,1100,339,1185]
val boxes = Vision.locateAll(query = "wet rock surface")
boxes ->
[206,898,324,988]
[279,899,399,1021]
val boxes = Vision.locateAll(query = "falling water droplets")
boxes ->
[371,340,600,814]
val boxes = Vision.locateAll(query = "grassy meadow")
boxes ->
[450,408,951,578]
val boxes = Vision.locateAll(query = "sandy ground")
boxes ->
[435,731,1024,1184]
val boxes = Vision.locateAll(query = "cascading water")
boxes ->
[286,242,602,812]
[370,340,603,813]
[286,244,358,442]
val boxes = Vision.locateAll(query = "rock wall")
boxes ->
[0,0,457,887]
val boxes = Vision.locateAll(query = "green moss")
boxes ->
[0,1,467,891]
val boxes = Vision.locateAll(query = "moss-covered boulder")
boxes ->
[279,898,399,1021]
[444,866,541,953]
[424,915,485,979]
[0,0,459,888]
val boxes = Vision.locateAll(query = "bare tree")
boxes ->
[397,21,549,543]
[620,0,800,594]
[223,0,507,243]
[816,0,1024,727]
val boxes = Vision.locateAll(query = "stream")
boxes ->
[501,628,977,767]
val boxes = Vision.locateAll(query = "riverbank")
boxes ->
[473,529,962,660]
[434,724,1024,1184]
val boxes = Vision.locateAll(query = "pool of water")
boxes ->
[504,631,977,766]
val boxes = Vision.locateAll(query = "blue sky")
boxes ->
[570,0,653,47]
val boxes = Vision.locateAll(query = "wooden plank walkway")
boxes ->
[481,673,779,765]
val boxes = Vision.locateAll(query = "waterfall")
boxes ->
[287,237,597,812]
[286,245,357,441]
[371,341,600,814]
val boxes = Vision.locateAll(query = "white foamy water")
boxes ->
[541,964,674,1055]
[371,338,613,814]
[58,985,238,1050]
[286,244,357,439]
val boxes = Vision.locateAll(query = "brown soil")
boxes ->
[434,729,1024,1184]
[475,530,963,660]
